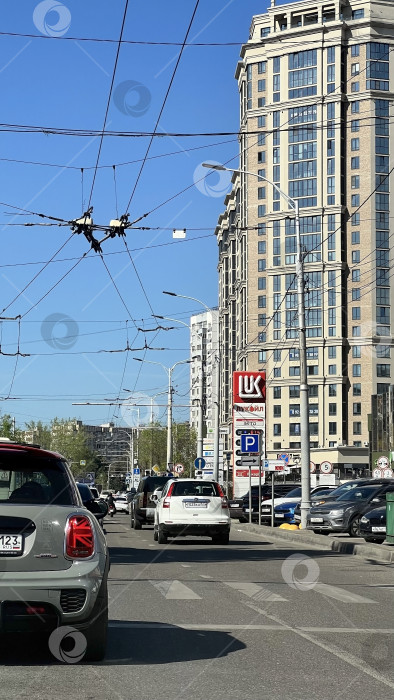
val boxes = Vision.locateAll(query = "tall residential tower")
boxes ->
[217,0,394,476]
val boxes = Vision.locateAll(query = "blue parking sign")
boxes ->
[240,434,260,453]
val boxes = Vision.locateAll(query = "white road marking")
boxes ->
[109,621,394,633]
[181,564,191,568]
[150,579,201,600]
[314,583,378,604]
[199,574,212,579]
[224,581,288,602]
[243,603,394,691]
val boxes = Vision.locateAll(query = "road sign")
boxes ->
[373,467,383,478]
[383,467,393,478]
[310,461,316,473]
[377,455,389,469]
[263,459,286,470]
[319,460,333,474]
[174,463,184,474]
[80,460,86,467]
[240,433,260,453]
[133,468,140,475]
[86,472,94,482]
[152,465,160,473]
[235,456,260,467]
[278,453,289,464]
[194,457,206,469]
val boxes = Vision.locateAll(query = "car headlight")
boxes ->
[328,509,345,516]
[360,516,368,524]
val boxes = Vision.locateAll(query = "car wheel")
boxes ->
[84,584,108,662]
[238,517,247,523]
[133,516,142,530]
[212,533,229,545]
[153,525,158,541]
[349,516,361,537]
[158,527,167,544]
[365,537,383,544]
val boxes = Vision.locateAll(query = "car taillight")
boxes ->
[215,483,228,509]
[65,516,95,558]
[162,482,175,508]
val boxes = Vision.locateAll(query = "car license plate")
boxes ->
[0,534,23,554]
[372,526,385,533]
[230,504,239,508]
[184,502,207,508]
[310,517,324,523]
[276,514,285,518]
[245,508,252,513]
[261,508,270,513]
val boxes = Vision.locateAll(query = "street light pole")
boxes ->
[202,163,311,523]
[133,357,191,472]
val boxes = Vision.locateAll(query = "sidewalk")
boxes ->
[236,522,394,564]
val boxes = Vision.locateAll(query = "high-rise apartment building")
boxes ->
[190,309,219,434]
[217,0,394,476]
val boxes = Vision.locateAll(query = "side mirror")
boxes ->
[371,497,382,503]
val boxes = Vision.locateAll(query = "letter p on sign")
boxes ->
[241,434,260,453]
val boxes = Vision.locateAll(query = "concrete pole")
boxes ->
[166,368,173,471]
[197,356,204,459]
[295,199,311,528]
[213,353,220,482]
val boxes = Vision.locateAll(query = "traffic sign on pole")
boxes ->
[194,457,206,469]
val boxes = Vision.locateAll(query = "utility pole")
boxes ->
[213,353,220,482]
[197,355,204,459]
[167,370,173,472]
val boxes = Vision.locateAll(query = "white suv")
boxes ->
[153,479,231,545]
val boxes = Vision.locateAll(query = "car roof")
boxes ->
[0,441,65,460]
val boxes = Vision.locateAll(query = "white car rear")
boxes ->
[114,496,128,513]
[153,479,230,545]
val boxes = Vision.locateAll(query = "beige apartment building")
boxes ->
[216,0,394,476]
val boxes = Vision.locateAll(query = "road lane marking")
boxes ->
[243,603,394,691]
[199,574,212,579]
[109,621,394,633]
[224,581,288,602]
[150,579,201,600]
[313,583,378,604]
[181,564,191,568]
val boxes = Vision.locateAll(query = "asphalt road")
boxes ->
[1,515,394,700]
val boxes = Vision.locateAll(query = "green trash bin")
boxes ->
[386,492,394,544]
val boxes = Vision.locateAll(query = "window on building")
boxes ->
[258,116,266,128]
[351,176,360,189]
[328,364,336,375]
[352,307,361,320]
[351,45,360,56]
[273,424,282,436]
[309,385,318,397]
[352,269,360,282]
[274,387,281,399]
[352,250,360,263]
[353,402,361,415]
[352,9,364,19]
[352,289,360,301]
[376,345,391,358]
[351,157,360,169]
[352,326,360,337]
[329,384,337,396]
[328,347,336,359]
[328,422,337,435]
[274,368,281,378]
[353,383,361,396]
[351,82,360,92]
[329,403,337,416]
[258,241,266,254]
[351,100,360,113]
[353,364,361,377]
[352,231,360,244]
[258,259,266,271]
[351,138,360,151]
[289,385,300,398]
[290,423,301,436]
[289,366,300,377]
[353,422,362,434]
[258,61,267,74]
[377,364,390,377]
[308,365,318,375]
[258,277,266,290]
[273,405,281,417]
[351,64,360,76]
[289,404,300,417]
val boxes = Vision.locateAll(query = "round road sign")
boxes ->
[372,467,383,478]
[377,455,389,469]
[382,467,393,478]
[319,460,333,474]
[310,461,316,473]
[174,463,184,474]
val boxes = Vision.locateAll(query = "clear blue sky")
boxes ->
[0,0,268,430]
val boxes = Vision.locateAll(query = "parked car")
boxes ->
[260,485,336,524]
[153,478,230,544]
[113,495,128,513]
[360,505,387,543]
[130,475,174,529]
[0,442,109,660]
[237,484,299,523]
[307,483,394,536]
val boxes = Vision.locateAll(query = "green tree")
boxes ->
[136,422,197,475]
[49,418,99,477]
[0,414,23,441]
[24,420,52,449]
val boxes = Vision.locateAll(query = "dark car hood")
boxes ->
[362,505,386,519]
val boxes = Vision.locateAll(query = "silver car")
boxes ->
[0,442,109,661]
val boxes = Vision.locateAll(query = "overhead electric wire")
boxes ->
[0,30,241,46]
[124,0,201,213]
[98,253,138,329]
[87,0,130,208]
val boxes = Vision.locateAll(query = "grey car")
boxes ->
[0,442,109,661]
[306,483,394,536]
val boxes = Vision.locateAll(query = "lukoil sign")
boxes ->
[233,371,266,404]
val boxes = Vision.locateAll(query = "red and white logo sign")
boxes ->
[233,371,266,404]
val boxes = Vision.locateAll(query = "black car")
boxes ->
[76,482,108,522]
[307,483,394,536]
[130,475,174,529]
[360,505,386,543]
[240,484,300,523]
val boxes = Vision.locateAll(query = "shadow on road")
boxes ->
[0,622,246,666]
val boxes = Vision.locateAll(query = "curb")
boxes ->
[236,523,394,564]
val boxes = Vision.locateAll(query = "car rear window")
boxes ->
[171,481,221,497]
[337,485,381,502]
[142,476,173,492]
[0,452,76,506]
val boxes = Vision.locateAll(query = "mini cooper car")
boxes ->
[0,442,109,661]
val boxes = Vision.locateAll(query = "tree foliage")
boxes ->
[137,422,197,475]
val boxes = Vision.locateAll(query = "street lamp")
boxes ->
[133,357,191,471]
[162,292,220,483]
[202,163,311,526]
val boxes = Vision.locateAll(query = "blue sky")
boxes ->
[0,0,268,430]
